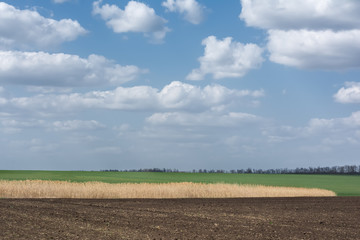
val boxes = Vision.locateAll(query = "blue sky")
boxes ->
[0,0,360,170]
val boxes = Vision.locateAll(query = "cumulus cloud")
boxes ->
[187,36,264,80]
[239,0,360,30]
[162,0,205,24]
[0,51,146,87]
[146,111,260,127]
[267,29,360,69]
[93,0,170,43]
[240,0,360,70]
[334,82,360,103]
[157,81,264,109]
[0,2,86,50]
[6,81,264,112]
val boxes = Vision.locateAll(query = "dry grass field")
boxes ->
[0,180,336,198]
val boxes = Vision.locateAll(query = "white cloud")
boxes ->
[240,0,360,30]
[53,0,72,3]
[93,0,170,43]
[265,111,360,144]
[187,36,263,80]
[53,120,105,131]
[302,112,360,150]
[0,119,45,128]
[162,0,205,24]
[308,111,360,131]
[0,116,105,134]
[0,98,7,105]
[240,0,360,70]
[6,81,263,112]
[146,111,260,127]
[259,111,360,160]
[139,109,266,166]
[0,2,86,50]
[0,51,146,87]
[334,82,360,103]
[0,118,46,134]
[157,81,264,110]
[267,30,360,69]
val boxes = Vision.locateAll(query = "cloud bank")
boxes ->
[4,81,264,112]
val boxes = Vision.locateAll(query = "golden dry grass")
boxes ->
[0,180,336,198]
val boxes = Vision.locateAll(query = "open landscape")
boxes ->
[2,0,360,239]
[0,171,359,239]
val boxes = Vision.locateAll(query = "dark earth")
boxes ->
[1,197,359,239]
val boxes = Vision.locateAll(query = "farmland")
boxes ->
[0,170,359,196]
[1,170,359,239]
[1,197,359,239]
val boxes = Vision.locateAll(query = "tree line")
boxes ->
[101,165,360,175]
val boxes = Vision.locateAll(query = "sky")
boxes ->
[0,0,360,171]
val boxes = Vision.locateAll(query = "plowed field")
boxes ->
[1,197,359,239]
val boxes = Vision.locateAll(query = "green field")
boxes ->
[0,170,359,196]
